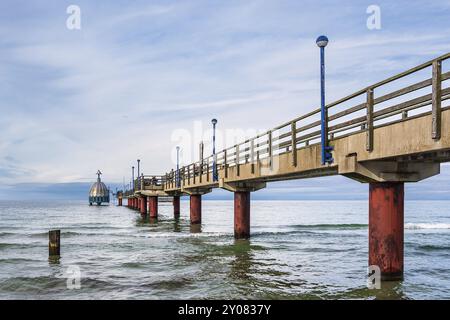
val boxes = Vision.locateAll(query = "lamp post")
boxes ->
[316,35,333,165]
[176,146,180,187]
[137,159,140,189]
[132,166,135,191]
[211,118,218,181]
[137,159,140,178]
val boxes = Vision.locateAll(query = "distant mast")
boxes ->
[88,170,110,206]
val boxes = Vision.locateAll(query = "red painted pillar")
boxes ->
[190,195,201,224]
[140,196,147,215]
[137,198,141,211]
[173,196,180,218]
[149,196,158,219]
[369,182,404,281]
[118,198,122,206]
[234,191,251,239]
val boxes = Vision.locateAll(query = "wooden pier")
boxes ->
[123,53,450,280]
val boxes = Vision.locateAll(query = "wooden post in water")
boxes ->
[49,230,60,257]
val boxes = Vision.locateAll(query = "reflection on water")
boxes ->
[342,281,406,300]
[173,221,181,233]
[190,224,202,234]
[0,200,449,299]
[48,256,60,265]
[229,240,253,280]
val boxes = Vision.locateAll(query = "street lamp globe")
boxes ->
[316,35,329,48]
[211,118,218,126]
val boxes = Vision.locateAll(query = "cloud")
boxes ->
[0,0,450,194]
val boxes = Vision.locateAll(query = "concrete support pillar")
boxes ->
[173,196,180,218]
[234,191,251,239]
[140,196,147,215]
[149,196,158,219]
[369,182,404,281]
[118,198,122,206]
[190,194,202,225]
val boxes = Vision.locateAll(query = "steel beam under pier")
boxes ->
[149,196,158,219]
[173,196,180,218]
[369,182,404,281]
[190,195,202,225]
[234,191,251,239]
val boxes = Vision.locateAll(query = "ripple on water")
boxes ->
[0,200,450,299]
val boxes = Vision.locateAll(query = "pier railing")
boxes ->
[160,53,450,190]
[134,175,166,191]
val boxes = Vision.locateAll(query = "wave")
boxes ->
[0,232,15,238]
[288,223,450,231]
[290,224,368,230]
[0,243,17,249]
[405,223,450,230]
[416,244,450,251]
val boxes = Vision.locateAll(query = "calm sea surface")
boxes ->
[0,199,449,300]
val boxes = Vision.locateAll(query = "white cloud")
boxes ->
[1,0,450,186]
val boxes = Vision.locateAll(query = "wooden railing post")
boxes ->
[256,150,260,174]
[188,164,191,185]
[291,122,297,167]
[268,131,273,169]
[224,150,228,178]
[199,142,204,182]
[402,110,408,120]
[236,145,240,176]
[432,59,442,140]
[366,88,374,152]
[250,139,255,174]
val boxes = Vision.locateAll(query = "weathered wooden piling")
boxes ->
[49,230,60,257]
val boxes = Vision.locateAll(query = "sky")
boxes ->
[1,0,450,199]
